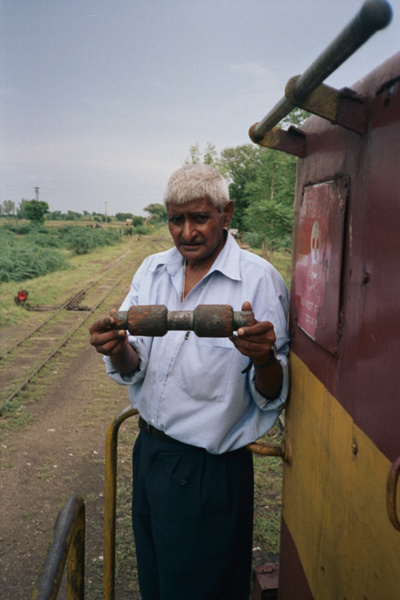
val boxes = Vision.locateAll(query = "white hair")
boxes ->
[163,164,230,210]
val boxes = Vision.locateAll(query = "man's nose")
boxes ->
[182,219,196,240]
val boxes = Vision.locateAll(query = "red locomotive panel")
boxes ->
[281,51,400,599]
[294,178,347,355]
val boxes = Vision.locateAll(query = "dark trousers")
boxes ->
[132,429,254,600]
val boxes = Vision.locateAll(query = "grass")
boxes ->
[252,420,285,556]
[0,240,131,328]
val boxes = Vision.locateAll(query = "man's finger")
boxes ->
[88,316,115,334]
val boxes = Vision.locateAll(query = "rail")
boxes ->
[103,405,139,600]
[249,0,392,147]
[30,495,85,600]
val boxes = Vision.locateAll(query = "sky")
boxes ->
[1,0,398,217]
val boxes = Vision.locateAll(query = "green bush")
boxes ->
[133,225,150,236]
[2,222,36,235]
[25,230,62,248]
[0,244,70,282]
[61,226,121,255]
[0,223,121,282]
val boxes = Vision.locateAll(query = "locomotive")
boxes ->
[248,0,400,597]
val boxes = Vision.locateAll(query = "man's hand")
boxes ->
[89,310,128,357]
[230,301,282,400]
[229,301,276,365]
[89,309,140,374]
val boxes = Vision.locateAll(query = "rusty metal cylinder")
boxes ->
[113,304,254,337]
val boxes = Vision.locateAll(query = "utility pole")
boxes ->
[34,187,40,201]
[105,200,108,228]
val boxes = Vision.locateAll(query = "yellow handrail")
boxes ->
[103,405,138,600]
[102,405,289,599]
[30,495,85,600]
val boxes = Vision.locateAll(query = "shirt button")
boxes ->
[158,376,163,382]
[151,418,155,424]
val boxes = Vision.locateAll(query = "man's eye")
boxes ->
[193,215,208,223]
[169,215,183,224]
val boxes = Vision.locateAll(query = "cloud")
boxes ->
[228,61,283,108]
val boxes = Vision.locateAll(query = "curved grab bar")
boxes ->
[30,495,85,600]
[250,0,392,143]
[387,455,400,531]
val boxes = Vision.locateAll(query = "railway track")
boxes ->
[0,236,172,414]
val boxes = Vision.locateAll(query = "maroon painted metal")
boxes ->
[252,563,279,600]
[294,177,348,355]
[278,520,314,600]
[290,52,400,464]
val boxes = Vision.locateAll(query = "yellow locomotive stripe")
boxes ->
[283,352,400,600]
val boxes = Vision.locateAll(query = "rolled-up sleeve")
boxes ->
[103,336,149,385]
[248,354,289,411]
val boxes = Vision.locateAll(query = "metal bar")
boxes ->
[246,439,291,462]
[30,495,85,600]
[113,304,254,338]
[387,455,400,531]
[103,405,139,600]
[251,0,392,142]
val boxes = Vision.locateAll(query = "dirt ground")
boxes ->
[0,318,140,599]
[0,309,280,599]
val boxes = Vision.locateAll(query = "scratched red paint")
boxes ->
[294,179,346,354]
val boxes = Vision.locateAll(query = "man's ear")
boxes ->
[222,200,234,227]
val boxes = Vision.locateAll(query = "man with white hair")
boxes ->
[89,164,289,600]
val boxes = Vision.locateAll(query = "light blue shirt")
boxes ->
[104,232,289,454]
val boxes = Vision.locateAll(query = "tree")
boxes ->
[184,143,202,165]
[115,212,134,222]
[203,142,218,166]
[184,142,218,166]
[243,148,296,261]
[216,144,264,230]
[46,210,63,220]
[2,200,16,217]
[17,199,30,220]
[65,210,82,221]
[281,107,311,129]
[144,203,167,223]
[24,199,49,224]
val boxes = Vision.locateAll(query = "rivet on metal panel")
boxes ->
[361,271,370,284]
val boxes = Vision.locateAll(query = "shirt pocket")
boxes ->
[175,336,234,403]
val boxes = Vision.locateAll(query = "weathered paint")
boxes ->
[294,178,347,354]
[281,353,400,600]
[280,52,400,598]
[289,51,400,462]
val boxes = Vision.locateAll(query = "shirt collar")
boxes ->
[208,230,241,281]
[151,230,242,281]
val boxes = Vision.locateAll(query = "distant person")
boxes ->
[89,164,289,600]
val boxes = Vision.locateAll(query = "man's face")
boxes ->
[167,196,234,266]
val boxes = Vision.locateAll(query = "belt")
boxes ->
[139,416,180,445]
